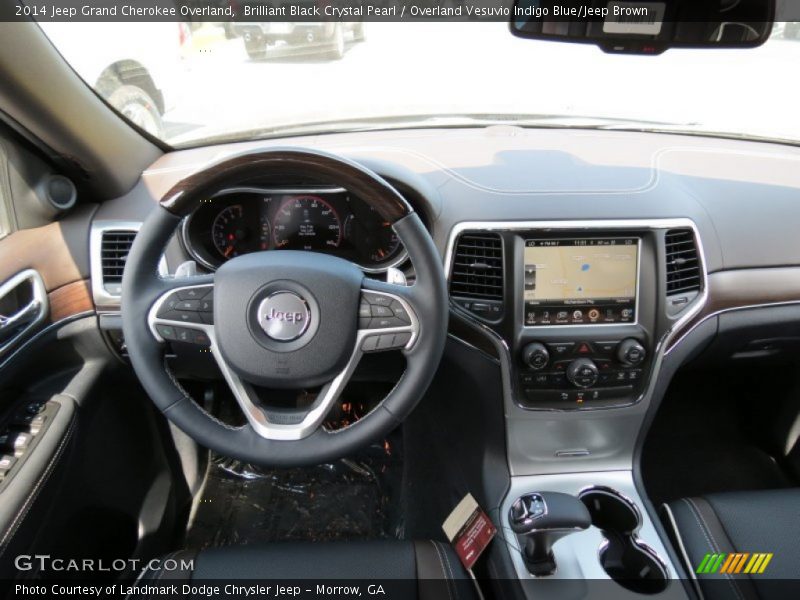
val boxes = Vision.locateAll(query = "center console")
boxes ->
[445,220,707,597]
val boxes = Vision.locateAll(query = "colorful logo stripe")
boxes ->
[696,553,773,574]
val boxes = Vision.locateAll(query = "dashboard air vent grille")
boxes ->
[665,229,701,295]
[101,230,137,287]
[450,233,504,300]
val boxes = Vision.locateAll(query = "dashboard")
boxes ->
[181,187,407,273]
[85,124,800,501]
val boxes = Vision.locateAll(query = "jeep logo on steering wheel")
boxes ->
[256,292,311,342]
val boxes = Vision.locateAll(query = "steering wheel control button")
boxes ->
[361,292,392,307]
[199,298,213,312]
[359,303,372,318]
[162,310,203,324]
[361,335,380,352]
[376,334,397,351]
[390,300,411,323]
[177,287,210,300]
[370,305,394,318]
[373,316,404,329]
[394,332,412,347]
[156,294,182,316]
[156,324,177,341]
[176,299,200,311]
[362,332,411,353]
[257,291,311,342]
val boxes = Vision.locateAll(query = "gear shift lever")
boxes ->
[509,492,592,576]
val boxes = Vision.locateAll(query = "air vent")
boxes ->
[100,230,137,293]
[450,232,504,319]
[665,229,701,295]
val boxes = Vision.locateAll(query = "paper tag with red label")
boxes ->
[442,493,497,570]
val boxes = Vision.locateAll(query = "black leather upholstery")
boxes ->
[137,540,478,600]
[665,489,800,600]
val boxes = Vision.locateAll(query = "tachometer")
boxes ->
[273,195,342,250]
[346,205,402,265]
[211,204,270,259]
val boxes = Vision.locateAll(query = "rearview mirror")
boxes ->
[511,0,776,54]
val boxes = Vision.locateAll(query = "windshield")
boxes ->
[40,21,800,147]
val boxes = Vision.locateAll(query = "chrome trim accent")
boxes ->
[661,502,703,596]
[179,186,409,274]
[509,492,550,531]
[90,221,141,311]
[0,269,48,357]
[147,285,418,441]
[442,219,709,414]
[578,485,643,530]
[90,221,168,312]
[665,298,800,354]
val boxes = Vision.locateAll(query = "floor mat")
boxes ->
[184,443,403,550]
[643,369,794,507]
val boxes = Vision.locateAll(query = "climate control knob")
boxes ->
[617,338,646,367]
[566,358,599,388]
[522,342,549,370]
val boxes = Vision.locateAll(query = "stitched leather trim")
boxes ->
[685,498,753,600]
[414,540,452,600]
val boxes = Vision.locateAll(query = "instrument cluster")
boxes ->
[182,187,407,272]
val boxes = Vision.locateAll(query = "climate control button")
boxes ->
[566,358,599,388]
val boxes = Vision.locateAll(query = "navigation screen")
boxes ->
[523,238,639,326]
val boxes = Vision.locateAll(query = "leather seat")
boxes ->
[135,540,478,600]
[664,489,800,600]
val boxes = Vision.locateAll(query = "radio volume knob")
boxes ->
[566,359,599,388]
[523,342,549,370]
[617,339,646,366]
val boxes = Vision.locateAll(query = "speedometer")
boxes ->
[273,195,342,250]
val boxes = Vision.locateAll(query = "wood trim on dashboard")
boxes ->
[48,279,93,323]
[159,148,412,223]
[0,222,82,292]
[668,267,800,350]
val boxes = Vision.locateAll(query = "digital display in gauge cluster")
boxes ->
[183,188,405,272]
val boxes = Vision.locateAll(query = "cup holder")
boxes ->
[579,487,668,595]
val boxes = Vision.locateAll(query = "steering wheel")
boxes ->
[121,148,448,466]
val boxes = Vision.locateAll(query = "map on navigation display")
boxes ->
[523,239,638,303]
